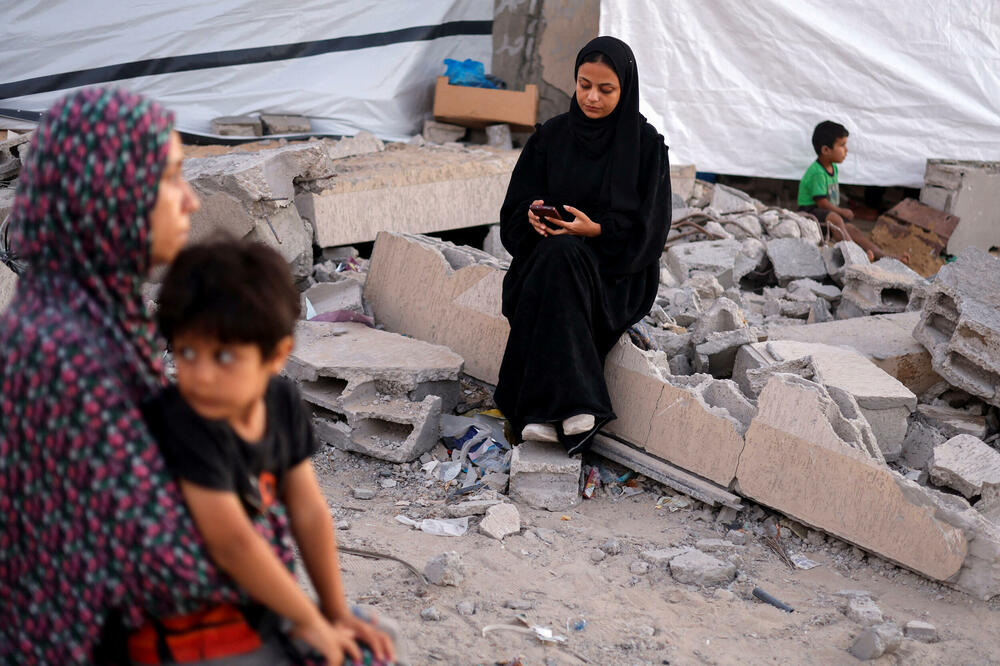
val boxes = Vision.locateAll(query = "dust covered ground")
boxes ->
[300,447,1000,666]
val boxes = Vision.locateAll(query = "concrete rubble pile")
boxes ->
[99,136,1000,603]
[356,228,1000,600]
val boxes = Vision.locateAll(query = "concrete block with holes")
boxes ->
[837,258,925,318]
[913,248,1000,407]
[285,321,464,462]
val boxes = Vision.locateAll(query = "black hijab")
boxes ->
[568,36,644,216]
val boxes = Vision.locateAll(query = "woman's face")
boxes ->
[149,131,199,266]
[576,60,621,119]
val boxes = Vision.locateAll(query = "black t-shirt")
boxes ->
[143,375,319,517]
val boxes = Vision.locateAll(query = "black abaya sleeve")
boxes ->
[591,125,672,275]
[499,129,547,259]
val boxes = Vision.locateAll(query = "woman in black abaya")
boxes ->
[494,36,672,455]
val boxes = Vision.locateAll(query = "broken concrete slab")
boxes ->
[481,224,512,264]
[286,321,463,399]
[839,259,924,316]
[733,341,915,459]
[479,503,520,540]
[901,415,948,471]
[916,403,988,439]
[821,240,870,286]
[849,622,902,661]
[365,232,509,384]
[508,440,582,511]
[260,114,311,135]
[913,248,1000,407]
[655,286,703,327]
[733,238,767,284]
[737,374,969,584]
[929,434,1000,499]
[313,393,442,463]
[211,115,262,136]
[296,145,517,247]
[670,164,697,201]
[766,238,827,285]
[0,261,17,314]
[663,239,743,287]
[183,141,341,278]
[603,339,752,486]
[766,311,940,395]
[786,278,841,302]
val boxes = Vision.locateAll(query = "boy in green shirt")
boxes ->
[797,120,898,261]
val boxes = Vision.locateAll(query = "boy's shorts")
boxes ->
[797,205,831,223]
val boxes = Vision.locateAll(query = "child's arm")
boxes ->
[813,196,854,220]
[180,481,362,665]
[284,461,397,663]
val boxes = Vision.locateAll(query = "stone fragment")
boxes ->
[211,115,262,136]
[733,237,768,283]
[0,261,17,314]
[904,620,938,643]
[422,119,466,144]
[683,274,724,300]
[446,498,504,518]
[766,238,827,285]
[295,146,515,248]
[303,280,365,316]
[840,259,924,316]
[640,547,693,567]
[912,248,1000,407]
[710,183,756,214]
[664,239,743,287]
[456,600,477,616]
[420,606,441,621]
[509,441,582,511]
[479,503,520,540]
[849,623,903,661]
[844,596,884,626]
[600,538,622,555]
[352,487,376,500]
[901,416,948,470]
[695,538,739,552]
[503,599,535,611]
[929,434,1000,498]
[260,114,311,134]
[723,214,764,240]
[737,374,969,584]
[656,286,703,327]
[424,551,465,587]
[668,550,737,586]
[822,240,871,285]
[485,123,513,150]
[589,549,606,563]
[786,278,841,302]
[629,560,650,575]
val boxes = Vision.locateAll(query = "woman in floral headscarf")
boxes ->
[0,88,247,664]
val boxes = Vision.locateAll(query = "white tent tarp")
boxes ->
[0,0,492,140]
[602,1,1000,187]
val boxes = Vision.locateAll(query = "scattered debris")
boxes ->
[424,551,465,586]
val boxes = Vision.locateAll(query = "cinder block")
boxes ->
[840,259,925,315]
[821,240,870,286]
[509,441,581,511]
[766,238,827,285]
[260,114,311,134]
[913,248,1000,406]
[211,115,262,136]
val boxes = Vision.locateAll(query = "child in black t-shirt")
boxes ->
[137,238,395,665]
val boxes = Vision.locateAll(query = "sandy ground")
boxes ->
[302,446,1000,666]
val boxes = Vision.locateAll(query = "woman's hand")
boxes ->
[336,614,397,663]
[527,199,553,237]
[292,616,360,666]
[547,204,602,238]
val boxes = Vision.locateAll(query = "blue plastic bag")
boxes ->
[443,58,498,89]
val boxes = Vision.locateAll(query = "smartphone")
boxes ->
[529,203,565,229]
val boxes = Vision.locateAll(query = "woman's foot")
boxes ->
[562,414,595,436]
[521,423,558,442]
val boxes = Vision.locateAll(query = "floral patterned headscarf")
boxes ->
[0,88,246,664]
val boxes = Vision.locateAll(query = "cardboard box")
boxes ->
[432,76,538,133]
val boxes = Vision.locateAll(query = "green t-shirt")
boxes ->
[797,160,839,208]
